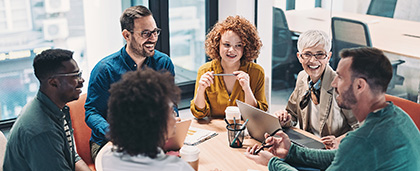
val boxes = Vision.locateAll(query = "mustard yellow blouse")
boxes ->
[190,60,268,119]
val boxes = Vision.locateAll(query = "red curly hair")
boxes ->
[205,15,262,62]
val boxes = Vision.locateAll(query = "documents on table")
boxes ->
[184,127,218,146]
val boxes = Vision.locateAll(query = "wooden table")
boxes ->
[191,118,321,171]
[285,8,420,59]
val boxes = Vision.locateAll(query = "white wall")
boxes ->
[321,0,370,13]
[83,0,123,83]
[394,0,420,22]
[219,0,255,23]
[257,0,273,111]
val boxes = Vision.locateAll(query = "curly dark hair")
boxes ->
[120,5,152,32]
[340,47,392,93]
[107,67,180,158]
[33,49,73,83]
[205,15,262,62]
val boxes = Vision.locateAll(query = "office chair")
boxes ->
[367,0,398,18]
[331,17,404,90]
[272,7,301,90]
[67,93,96,171]
[385,94,420,130]
[331,17,372,70]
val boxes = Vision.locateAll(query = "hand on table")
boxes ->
[263,131,291,159]
[274,110,291,127]
[244,131,292,165]
[321,135,339,149]
[245,144,274,166]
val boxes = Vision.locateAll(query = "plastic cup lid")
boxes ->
[180,146,200,162]
[225,106,240,113]
[225,106,240,119]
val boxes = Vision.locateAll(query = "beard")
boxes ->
[336,83,357,110]
[130,36,156,57]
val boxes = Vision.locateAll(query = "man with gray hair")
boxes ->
[274,30,357,149]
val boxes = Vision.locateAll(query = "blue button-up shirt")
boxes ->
[85,46,175,145]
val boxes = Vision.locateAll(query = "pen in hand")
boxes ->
[253,128,282,155]
[213,73,238,76]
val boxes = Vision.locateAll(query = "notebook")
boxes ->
[184,127,218,146]
[164,119,192,151]
[236,100,325,149]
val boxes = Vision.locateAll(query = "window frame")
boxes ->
[0,0,219,128]
[149,0,218,109]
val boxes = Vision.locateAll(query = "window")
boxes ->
[0,0,32,33]
[0,0,86,121]
[167,0,208,109]
[169,0,206,84]
[0,0,213,123]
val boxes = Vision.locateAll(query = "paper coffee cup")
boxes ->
[180,146,200,171]
[225,106,241,124]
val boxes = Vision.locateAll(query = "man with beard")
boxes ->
[85,5,176,161]
[244,47,420,170]
[3,49,91,171]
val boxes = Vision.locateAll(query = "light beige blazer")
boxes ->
[284,66,358,137]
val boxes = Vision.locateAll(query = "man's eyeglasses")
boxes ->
[51,71,83,79]
[131,28,161,39]
[300,52,328,60]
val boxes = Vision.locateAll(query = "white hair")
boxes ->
[297,30,331,53]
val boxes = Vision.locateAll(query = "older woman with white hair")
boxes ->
[275,30,358,149]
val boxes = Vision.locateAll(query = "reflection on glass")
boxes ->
[169,0,205,84]
[0,0,87,120]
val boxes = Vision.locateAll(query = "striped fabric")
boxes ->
[62,113,80,161]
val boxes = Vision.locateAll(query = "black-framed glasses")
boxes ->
[300,52,328,60]
[51,71,83,79]
[131,28,161,39]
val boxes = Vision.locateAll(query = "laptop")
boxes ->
[164,119,192,151]
[236,100,325,149]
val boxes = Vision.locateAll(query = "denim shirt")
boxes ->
[85,46,175,145]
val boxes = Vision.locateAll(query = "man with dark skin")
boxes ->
[4,49,91,171]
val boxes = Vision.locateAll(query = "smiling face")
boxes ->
[219,30,244,65]
[127,15,158,58]
[331,57,357,110]
[297,44,331,82]
[54,59,84,104]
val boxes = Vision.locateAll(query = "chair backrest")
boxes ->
[331,17,371,69]
[272,7,293,63]
[67,93,95,171]
[367,0,398,18]
[272,7,301,89]
[385,94,420,130]
[0,131,7,171]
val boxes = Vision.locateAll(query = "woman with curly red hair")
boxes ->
[190,15,268,119]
